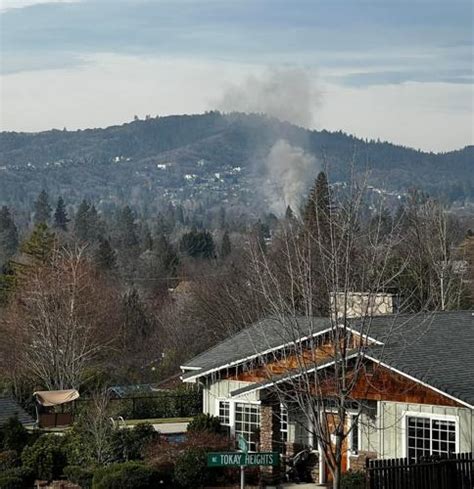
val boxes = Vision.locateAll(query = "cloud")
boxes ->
[0,0,77,12]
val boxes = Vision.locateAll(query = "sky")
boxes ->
[0,0,472,152]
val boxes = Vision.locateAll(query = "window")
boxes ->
[280,404,288,444]
[407,416,456,462]
[350,415,359,453]
[235,402,260,452]
[218,401,230,425]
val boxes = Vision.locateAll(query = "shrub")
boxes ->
[0,417,29,453]
[21,434,67,481]
[0,467,35,489]
[111,423,157,462]
[187,413,222,434]
[64,465,94,489]
[0,450,19,471]
[173,447,209,489]
[340,470,366,489]
[92,461,167,489]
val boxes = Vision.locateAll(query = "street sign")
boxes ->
[237,434,249,454]
[207,452,279,467]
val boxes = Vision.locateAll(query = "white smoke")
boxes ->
[264,139,317,215]
[217,68,320,128]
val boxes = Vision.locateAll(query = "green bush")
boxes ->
[173,447,210,489]
[110,423,157,462]
[21,434,67,481]
[340,470,366,489]
[0,417,29,453]
[0,450,19,471]
[0,467,35,489]
[92,461,167,489]
[64,465,94,489]
[187,413,222,434]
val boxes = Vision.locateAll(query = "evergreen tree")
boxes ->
[221,230,231,258]
[122,288,152,346]
[179,229,215,259]
[0,206,19,267]
[303,171,330,239]
[53,197,69,231]
[20,223,55,265]
[116,206,139,248]
[33,190,52,225]
[74,200,91,241]
[140,223,153,251]
[154,233,179,275]
[285,205,295,220]
[94,237,117,271]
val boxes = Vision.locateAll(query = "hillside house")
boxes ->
[181,310,474,484]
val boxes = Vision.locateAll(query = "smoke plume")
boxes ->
[264,139,316,215]
[217,68,319,128]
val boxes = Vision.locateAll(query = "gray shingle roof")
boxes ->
[182,311,474,407]
[181,316,331,379]
[0,397,35,426]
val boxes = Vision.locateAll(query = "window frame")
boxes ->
[402,411,459,460]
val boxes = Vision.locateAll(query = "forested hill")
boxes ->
[0,112,472,214]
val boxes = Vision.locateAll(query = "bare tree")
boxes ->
[0,245,120,390]
[241,173,434,489]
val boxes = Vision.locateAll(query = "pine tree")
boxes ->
[122,287,152,345]
[154,233,178,275]
[221,230,231,258]
[116,206,139,248]
[20,223,55,265]
[53,197,69,231]
[303,171,330,239]
[0,206,19,267]
[74,200,91,241]
[95,237,117,271]
[33,190,52,225]
[285,205,295,220]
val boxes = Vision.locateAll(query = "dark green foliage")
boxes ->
[0,417,29,454]
[153,233,178,275]
[115,206,139,249]
[121,288,152,347]
[19,223,55,264]
[0,467,35,489]
[304,171,330,237]
[187,413,222,435]
[179,229,215,259]
[110,423,157,462]
[53,196,69,231]
[33,190,52,225]
[74,200,101,243]
[95,237,117,270]
[63,465,94,489]
[0,450,19,471]
[173,447,209,489]
[92,461,165,489]
[21,434,67,481]
[0,207,19,267]
[220,230,231,258]
[340,470,366,489]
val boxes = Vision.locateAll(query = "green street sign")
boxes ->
[237,434,249,454]
[207,452,279,467]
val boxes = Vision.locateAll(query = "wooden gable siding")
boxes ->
[228,336,360,383]
[338,364,462,407]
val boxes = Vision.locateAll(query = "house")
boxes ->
[181,310,474,484]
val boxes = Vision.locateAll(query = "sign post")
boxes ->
[237,435,248,489]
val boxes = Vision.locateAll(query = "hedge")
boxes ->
[92,461,170,489]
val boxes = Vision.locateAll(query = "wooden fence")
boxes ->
[366,453,474,489]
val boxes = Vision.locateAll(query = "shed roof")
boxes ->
[0,397,35,426]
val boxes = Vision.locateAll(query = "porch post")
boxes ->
[259,400,282,484]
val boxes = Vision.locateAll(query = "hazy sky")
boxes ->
[0,0,472,151]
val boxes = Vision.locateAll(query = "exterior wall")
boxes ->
[374,401,474,459]
[202,379,260,416]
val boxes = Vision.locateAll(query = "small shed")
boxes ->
[33,389,79,428]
